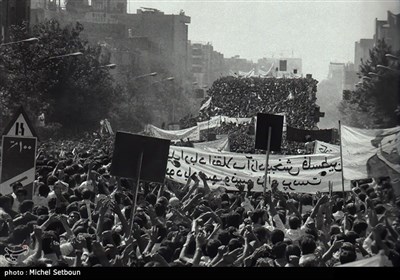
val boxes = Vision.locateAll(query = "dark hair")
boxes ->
[11,225,31,244]
[225,212,242,229]
[339,249,357,264]
[154,203,167,217]
[217,230,231,246]
[375,204,386,215]
[352,220,368,235]
[288,215,301,230]
[47,175,58,186]
[329,225,341,236]
[285,244,301,262]
[228,238,242,252]
[272,241,287,259]
[145,193,157,206]
[0,196,12,209]
[34,206,49,216]
[250,209,265,224]
[270,229,284,245]
[206,239,222,258]
[346,203,357,215]
[47,198,57,210]
[38,184,50,197]
[19,200,34,214]
[300,235,316,255]
[15,188,28,197]
[345,231,359,244]
[12,182,23,191]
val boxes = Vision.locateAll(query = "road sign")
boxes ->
[0,107,37,198]
[2,106,38,138]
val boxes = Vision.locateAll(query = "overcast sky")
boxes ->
[127,0,400,81]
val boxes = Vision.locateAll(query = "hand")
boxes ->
[185,232,195,245]
[148,226,159,243]
[264,191,272,203]
[33,226,43,240]
[131,223,142,240]
[218,245,228,255]
[73,234,87,250]
[50,240,61,255]
[92,241,105,256]
[317,195,329,205]
[271,181,279,192]
[196,232,207,247]
[223,247,243,263]
[247,180,254,192]
[373,224,386,235]
[236,183,245,193]
[332,237,344,251]
[198,172,207,181]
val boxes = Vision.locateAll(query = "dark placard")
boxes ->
[255,113,284,151]
[286,126,334,143]
[110,132,171,183]
[0,136,37,198]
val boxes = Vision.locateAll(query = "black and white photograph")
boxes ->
[0,0,399,271]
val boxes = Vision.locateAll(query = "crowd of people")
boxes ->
[0,134,399,267]
[179,76,320,154]
[0,76,398,268]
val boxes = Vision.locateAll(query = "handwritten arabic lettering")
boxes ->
[4,245,29,264]
[9,140,32,153]
[166,147,342,193]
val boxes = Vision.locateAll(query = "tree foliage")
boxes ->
[0,20,119,134]
[339,40,400,128]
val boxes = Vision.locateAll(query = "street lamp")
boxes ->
[132,72,157,80]
[377,64,400,74]
[47,52,83,60]
[0,37,39,47]
[99,63,117,69]
[385,54,400,61]
[368,72,383,77]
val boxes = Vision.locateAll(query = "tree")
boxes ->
[339,40,400,128]
[0,20,119,134]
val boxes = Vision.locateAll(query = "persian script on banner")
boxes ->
[314,141,340,154]
[166,146,344,194]
[341,125,400,196]
[146,125,200,141]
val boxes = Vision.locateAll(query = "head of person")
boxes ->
[272,241,287,259]
[270,229,284,245]
[300,235,317,255]
[205,239,222,259]
[12,182,23,194]
[288,215,301,230]
[15,188,28,203]
[19,200,34,214]
[285,244,301,263]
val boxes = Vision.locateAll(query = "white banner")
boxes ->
[314,141,340,154]
[197,116,222,131]
[341,125,400,180]
[147,125,200,141]
[193,136,230,152]
[197,116,252,132]
[166,146,344,193]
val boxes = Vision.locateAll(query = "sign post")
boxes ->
[110,132,170,227]
[255,113,284,195]
[0,107,38,198]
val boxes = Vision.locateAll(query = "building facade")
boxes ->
[190,42,226,98]
[0,0,31,42]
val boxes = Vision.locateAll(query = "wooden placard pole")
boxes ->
[263,126,272,195]
[338,120,346,200]
[129,151,144,230]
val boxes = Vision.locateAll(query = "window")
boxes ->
[279,60,287,71]
[293,69,298,74]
